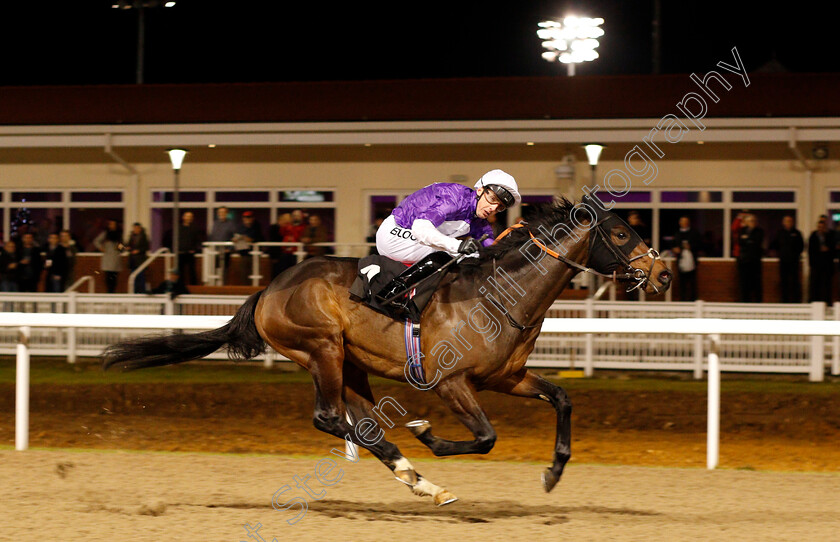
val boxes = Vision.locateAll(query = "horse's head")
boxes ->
[580,195,671,294]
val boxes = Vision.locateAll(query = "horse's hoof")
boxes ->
[541,468,560,493]
[434,490,458,506]
[405,419,431,437]
[394,469,418,486]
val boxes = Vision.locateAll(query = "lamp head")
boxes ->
[167,148,188,170]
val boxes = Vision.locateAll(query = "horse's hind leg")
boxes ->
[342,362,457,506]
[489,368,571,492]
[407,373,498,456]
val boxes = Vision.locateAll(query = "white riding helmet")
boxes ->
[474,169,521,207]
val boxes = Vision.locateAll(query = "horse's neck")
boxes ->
[485,227,589,326]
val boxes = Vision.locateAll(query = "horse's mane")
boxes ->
[478,197,578,262]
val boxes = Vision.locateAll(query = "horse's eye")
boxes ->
[616,232,628,240]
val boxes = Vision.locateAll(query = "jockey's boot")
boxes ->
[375,252,452,313]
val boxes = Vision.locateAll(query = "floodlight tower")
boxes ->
[537,16,604,76]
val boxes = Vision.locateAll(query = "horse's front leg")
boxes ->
[407,373,497,456]
[488,368,571,492]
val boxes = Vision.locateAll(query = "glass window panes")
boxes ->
[150,208,208,250]
[659,209,724,258]
[370,195,397,228]
[594,191,652,206]
[661,190,723,203]
[732,209,797,257]
[69,208,123,252]
[152,191,207,203]
[216,191,270,202]
[71,191,123,202]
[11,192,62,203]
[279,190,334,202]
[732,191,794,203]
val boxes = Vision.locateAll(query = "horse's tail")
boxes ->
[102,290,266,371]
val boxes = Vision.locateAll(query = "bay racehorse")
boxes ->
[103,196,671,506]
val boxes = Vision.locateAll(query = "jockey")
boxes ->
[374,169,520,311]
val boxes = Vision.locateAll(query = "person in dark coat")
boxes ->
[17,233,43,292]
[672,216,703,301]
[737,214,764,302]
[0,240,20,292]
[770,215,804,303]
[808,215,835,303]
[126,223,150,293]
[150,269,189,299]
[43,233,69,293]
[177,212,203,286]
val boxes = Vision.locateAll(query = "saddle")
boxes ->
[349,254,446,323]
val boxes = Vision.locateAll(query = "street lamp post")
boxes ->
[167,148,188,269]
[538,16,604,76]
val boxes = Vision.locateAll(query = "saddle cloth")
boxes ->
[349,254,445,323]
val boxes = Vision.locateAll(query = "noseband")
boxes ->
[498,221,661,293]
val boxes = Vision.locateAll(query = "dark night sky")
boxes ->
[0,1,835,86]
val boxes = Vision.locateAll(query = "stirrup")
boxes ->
[375,279,409,307]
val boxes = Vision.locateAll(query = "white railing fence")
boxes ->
[1,294,838,379]
[5,312,840,470]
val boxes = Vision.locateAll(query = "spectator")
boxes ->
[43,233,68,293]
[627,210,652,246]
[808,216,835,303]
[737,214,764,303]
[268,213,296,277]
[285,209,307,258]
[59,230,78,290]
[770,215,804,303]
[126,223,150,293]
[17,233,43,292]
[672,216,702,302]
[94,220,123,293]
[150,269,189,299]
[731,210,748,258]
[0,240,20,293]
[233,211,264,284]
[209,206,237,282]
[177,211,203,286]
[302,214,329,258]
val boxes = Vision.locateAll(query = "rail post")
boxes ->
[810,302,826,382]
[706,333,720,470]
[584,297,595,377]
[16,326,30,451]
[250,244,262,286]
[693,300,705,379]
[67,290,77,364]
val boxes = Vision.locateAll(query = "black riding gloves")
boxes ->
[458,238,482,255]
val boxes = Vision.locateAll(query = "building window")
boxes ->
[149,188,337,252]
[2,190,124,249]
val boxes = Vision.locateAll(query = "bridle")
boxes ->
[496,219,662,294]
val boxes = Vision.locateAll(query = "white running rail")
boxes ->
[4,312,840,469]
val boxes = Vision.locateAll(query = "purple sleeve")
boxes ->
[470,220,495,246]
[392,184,467,228]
